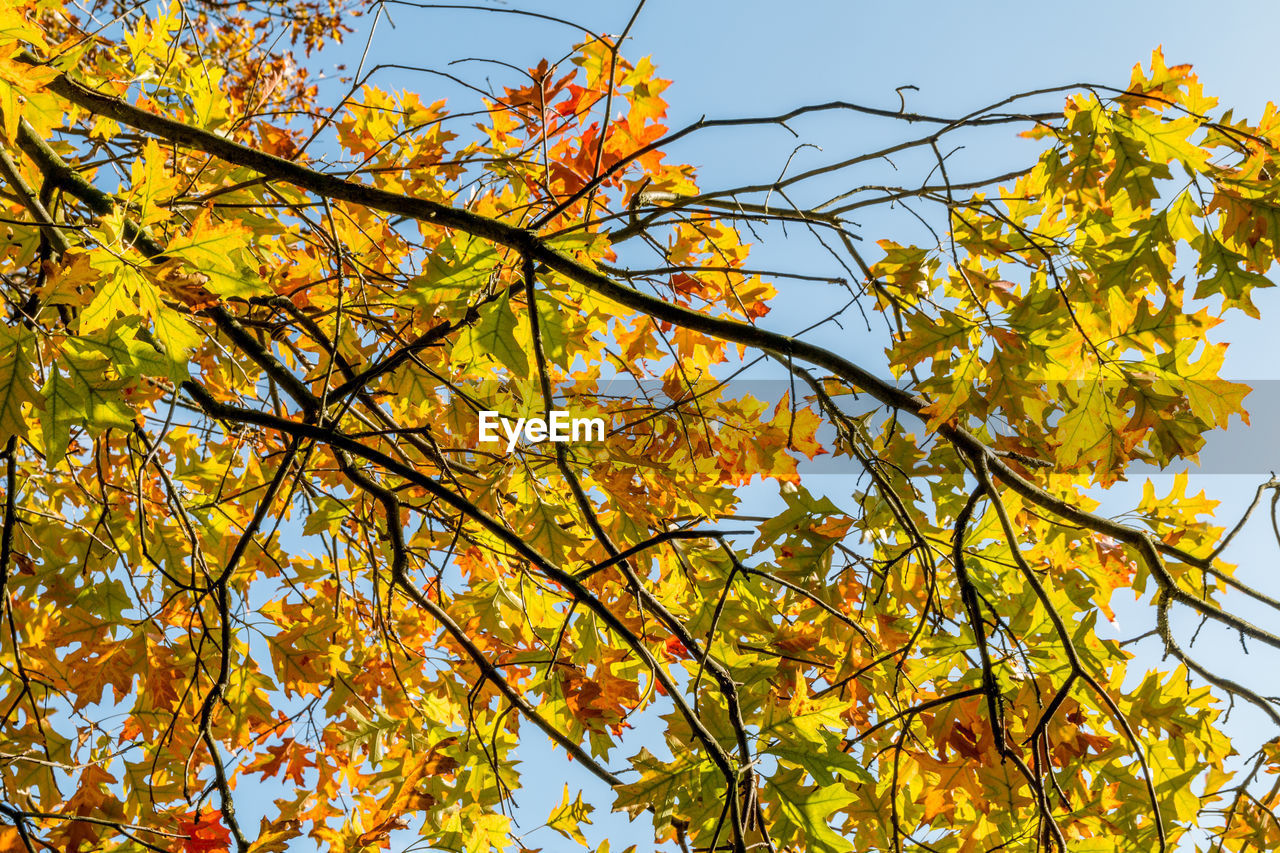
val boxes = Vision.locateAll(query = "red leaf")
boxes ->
[178,815,231,853]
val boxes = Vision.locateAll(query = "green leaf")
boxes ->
[766,744,873,787]
[84,257,200,363]
[340,705,400,768]
[888,308,975,372]
[1103,128,1171,208]
[613,748,699,826]
[303,495,349,537]
[536,295,572,368]
[41,369,79,466]
[1052,379,1125,473]
[0,325,38,443]
[41,344,134,465]
[164,213,266,298]
[453,292,528,377]
[766,767,854,853]
[64,345,134,430]
[523,501,579,562]
[134,274,202,358]
[81,259,136,333]
[388,362,438,405]
[1195,233,1274,318]
[412,234,498,300]
[1091,215,1171,291]
[1112,112,1208,173]
[920,347,981,428]
[89,323,190,382]
[72,578,132,621]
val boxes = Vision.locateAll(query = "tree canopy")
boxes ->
[2,2,1280,852]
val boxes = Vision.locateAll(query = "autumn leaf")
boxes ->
[247,819,303,853]
[452,291,529,377]
[2,7,1278,853]
[547,785,594,846]
[0,325,38,442]
[164,211,266,298]
[178,815,231,853]
[766,768,855,853]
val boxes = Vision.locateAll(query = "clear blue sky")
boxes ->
[290,3,1280,849]
[326,0,1280,372]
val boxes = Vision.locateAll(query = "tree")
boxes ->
[1,1,1280,851]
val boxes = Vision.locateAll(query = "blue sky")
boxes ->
[326,0,1280,372]
[284,2,1280,849]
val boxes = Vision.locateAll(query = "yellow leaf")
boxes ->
[81,258,137,334]
[165,212,266,298]
[0,325,38,442]
[134,273,201,358]
[125,138,178,227]
[547,784,594,846]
